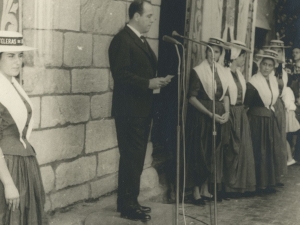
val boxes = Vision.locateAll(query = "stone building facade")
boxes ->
[20,0,161,211]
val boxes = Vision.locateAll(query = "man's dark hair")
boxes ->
[128,0,149,19]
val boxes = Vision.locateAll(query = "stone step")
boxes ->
[85,202,175,225]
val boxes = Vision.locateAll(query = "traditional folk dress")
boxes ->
[245,72,282,189]
[0,73,47,225]
[223,68,256,193]
[186,59,229,191]
[273,64,288,178]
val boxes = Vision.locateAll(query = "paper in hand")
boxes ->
[153,88,160,94]
[165,75,175,82]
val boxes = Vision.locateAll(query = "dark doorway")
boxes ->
[151,0,186,201]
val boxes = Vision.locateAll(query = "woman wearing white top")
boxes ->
[223,41,256,195]
[244,50,282,193]
[0,31,47,224]
[185,37,230,204]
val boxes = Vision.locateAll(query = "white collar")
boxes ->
[127,24,142,39]
[0,72,34,148]
[193,59,229,101]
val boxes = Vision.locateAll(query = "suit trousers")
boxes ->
[115,116,152,210]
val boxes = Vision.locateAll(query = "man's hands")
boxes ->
[149,76,172,89]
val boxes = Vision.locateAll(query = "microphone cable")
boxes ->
[180,43,188,225]
[175,41,188,225]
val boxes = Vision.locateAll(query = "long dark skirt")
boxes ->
[248,110,280,189]
[186,99,226,189]
[0,155,48,225]
[223,105,256,193]
[273,98,287,179]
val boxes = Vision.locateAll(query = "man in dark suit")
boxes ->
[108,0,170,222]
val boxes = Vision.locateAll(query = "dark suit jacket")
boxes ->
[109,25,157,117]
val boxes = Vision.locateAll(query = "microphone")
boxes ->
[172,30,208,46]
[172,30,182,38]
[163,35,182,45]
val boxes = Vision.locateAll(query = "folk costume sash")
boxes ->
[194,59,228,101]
[249,71,279,111]
[226,68,246,105]
[0,72,34,148]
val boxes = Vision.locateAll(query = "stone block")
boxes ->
[64,33,93,67]
[93,35,112,68]
[93,1,126,35]
[109,71,114,90]
[147,39,159,58]
[56,156,97,190]
[30,125,84,165]
[30,97,40,129]
[72,69,109,93]
[50,184,89,210]
[40,166,55,193]
[146,6,160,39]
[49,212,85,225]
[140,167,159,190]
[81,0,126,35]
[22,30,34,67]
[97,148,119,177]
[53,0,80,31]
[85,202,173,225]
[44,196,52,212]
[91,92,112,119]
[85,120,117,153]
[23,30,63,67]
[41,95,90,128]
[23,0,54,29]
[23,67,70,95]
[90,173,117,198]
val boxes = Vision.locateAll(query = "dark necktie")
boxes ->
[140,35,149,52]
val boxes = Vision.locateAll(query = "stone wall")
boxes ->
[21,0,161,211]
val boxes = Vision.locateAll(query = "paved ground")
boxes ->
[180,164,300,225]
[49,164,300,225]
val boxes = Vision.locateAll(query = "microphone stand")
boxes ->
[175,44,180,225]
[162,35,185,225]
[174,42,184,225]
[173,31,218,225]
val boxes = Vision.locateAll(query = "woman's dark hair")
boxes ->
[224,49,246,67]
[129,0,149,19]
[205,44,223,58]
[260,57,275,67]
[275,63,283,79]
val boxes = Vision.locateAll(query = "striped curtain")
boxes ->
[185,0,256,81]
